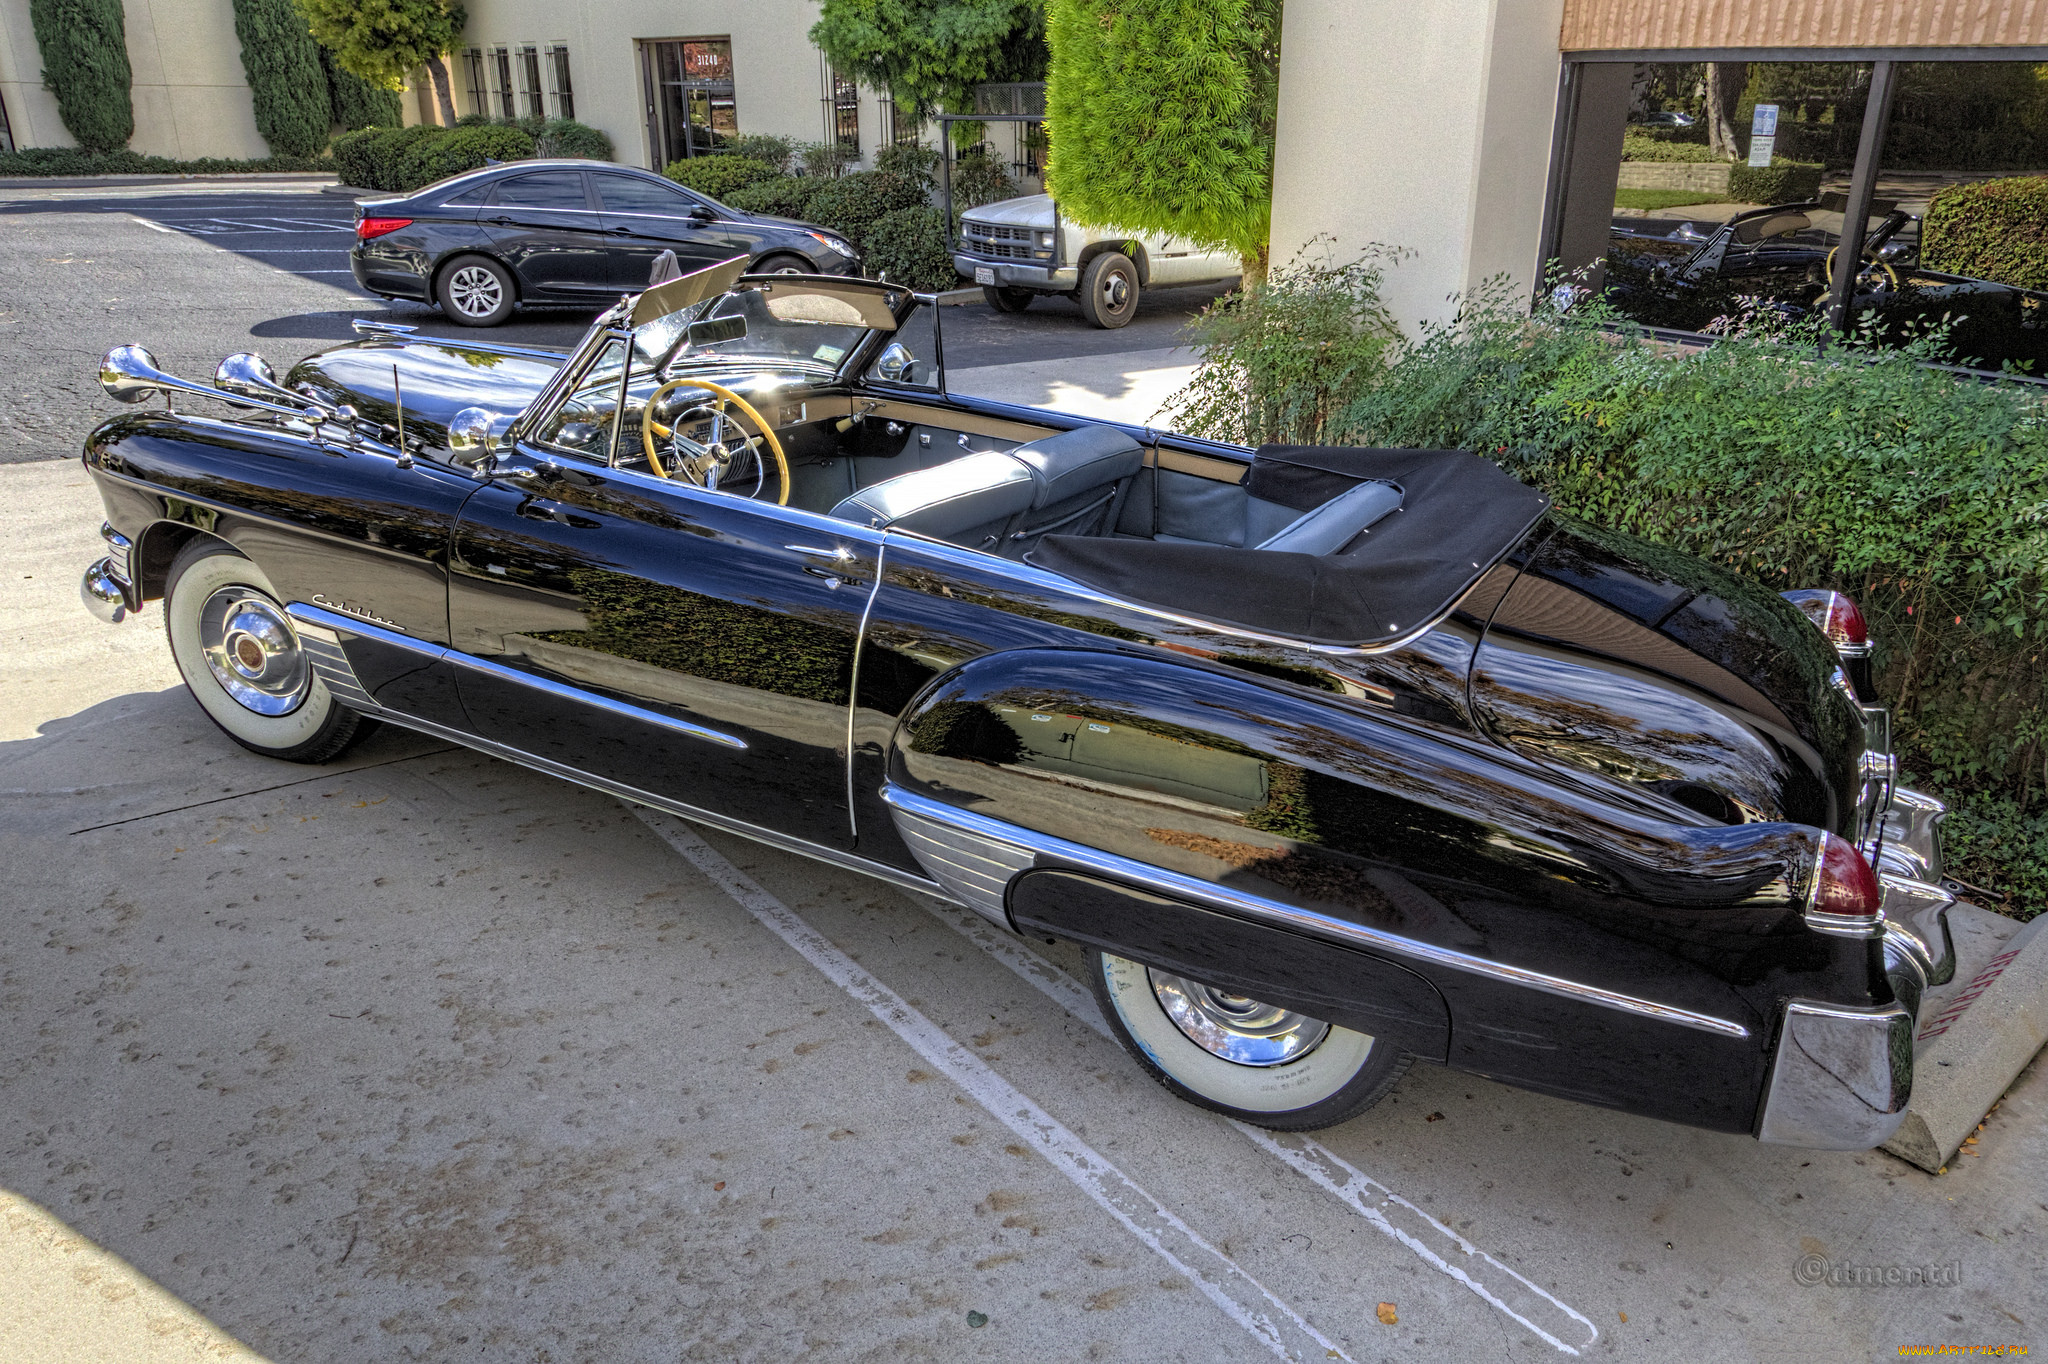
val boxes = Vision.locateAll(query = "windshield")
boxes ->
[632,280,899,379]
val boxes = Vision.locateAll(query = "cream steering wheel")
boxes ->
[640,377,791,506]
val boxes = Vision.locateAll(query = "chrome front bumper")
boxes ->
[80,522,137,624]
[1759,785,1953,1149]
[952,254,1080,291]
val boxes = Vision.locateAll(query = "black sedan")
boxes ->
[349,159,862,327]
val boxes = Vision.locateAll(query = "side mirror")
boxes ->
[874,342,916,384]
[448,406,515,470]
[689,204,716,222]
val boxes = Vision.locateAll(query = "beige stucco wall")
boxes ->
[456,0,897,169]
[0,0,72,147]
[1269,0,1569,332]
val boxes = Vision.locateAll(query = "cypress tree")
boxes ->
[1045,0,1281,279]
[322,47,403,131]
[28,0,134,153]
[231,0,331,157]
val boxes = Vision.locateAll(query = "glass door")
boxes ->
[641,38,737,168]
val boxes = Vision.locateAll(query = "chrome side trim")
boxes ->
[291,617,377,710]
[879,785,1753,1040]
[890,806,1036,927]
[285,602,748,752]
[1756,999,1913,1150]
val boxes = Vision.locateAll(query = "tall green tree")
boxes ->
[296,0,464,127]
[231,0,331,157]
[322,48,405,130]
[810,0,1044,126]
[28,0,133,152]
[1044,0,1281,279]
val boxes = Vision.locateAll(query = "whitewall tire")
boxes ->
[1091,949,1409,1130]
[164,540,373,763]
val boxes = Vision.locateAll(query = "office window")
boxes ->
[463,49,487,117]
[547,43,575,121]
[492,46,515,120]
[643,38,737,164]
[518,45,545,119]
[824,61,859,158]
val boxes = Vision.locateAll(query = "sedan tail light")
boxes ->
[357,217,414,242]
[1806,830,1882,934]
[1781,589,1869,655]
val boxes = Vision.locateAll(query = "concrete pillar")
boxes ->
[1551,62,1633,290]
[1269,0,1568,333]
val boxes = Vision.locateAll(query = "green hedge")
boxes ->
[664,155,779,201]
[1620,133,1721,164]
[332,122,578,193]
[805,169,929,248]
[1924,176,2048,292]
[230,0,330,158]
[0,147,329,176]
[728,134,796,174]
[864,205,956,289]
[323,48,402,131]
[28,0,133,153]
[1728,158,1823,205]
[723,175,827,220]
[527,117,612,160]
[1169,259,2048,916]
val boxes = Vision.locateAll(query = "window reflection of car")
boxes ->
[1630,110,1696,128]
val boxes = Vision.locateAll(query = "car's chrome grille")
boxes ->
[960,222,1051,263]
[889,805,1036,926]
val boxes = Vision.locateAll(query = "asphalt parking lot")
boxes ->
[2,178,2044,1363]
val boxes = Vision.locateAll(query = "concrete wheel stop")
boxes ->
[1882,901,2048,1172]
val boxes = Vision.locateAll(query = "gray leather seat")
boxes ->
[829,424,1144,553]
[1254,479,1403,555]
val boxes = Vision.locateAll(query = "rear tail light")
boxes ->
[357,217,414,242]
[1781,589,1869,654]
[1806,831,1882,932]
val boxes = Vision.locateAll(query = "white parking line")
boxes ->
[631,807,1355,1364]
[912,892,1600,1354]
[129,216,177,233]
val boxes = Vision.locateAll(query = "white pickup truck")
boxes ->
[952,193,1241,328]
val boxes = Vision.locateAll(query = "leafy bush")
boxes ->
[1924,175,2048,292]
[1728,158,1823,205]
[329,127,384,187]
[322,48,402,130]
[1168,263,2048,915]
[398,124,535,190]
[1621,133,1723,163]
[875,140,940,185]
[0,146,330,176]
[729,134,797,174]
[351,124,439,190]
[230,0,329,157]
[724,175,827,221]
[664,155,779,201]
[499,114,613,160]
[949,143,1018,209]
[794,139,853,179]
[28,0,133,153]
[804,169,929,246]
[864,205,956,289]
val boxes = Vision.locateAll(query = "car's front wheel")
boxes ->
[755,253,813,276]
[164,540,374,763]
[1090,950,1408,1130]
[437,254,516,326]
[984,285,1036,313]
[1077,252,1140,329]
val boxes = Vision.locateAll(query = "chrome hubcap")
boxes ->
[449,265,504,317]
[1103,273,1130,310]
[198,588,309,716]
[1149,969,1329,1067]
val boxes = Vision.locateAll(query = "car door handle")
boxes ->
[485,216,516,225]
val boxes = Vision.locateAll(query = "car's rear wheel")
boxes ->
[437,254,516,326]
[164,540,374,763]
[1077,252,1140,329]
[984,286,1036,313]
[755,253,812,276]
[1090,949,1408,1130]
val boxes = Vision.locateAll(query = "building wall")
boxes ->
[0,0,74,148]
[455,0,895,169]
[1268,0,1569,332]
[1562,0,2048,51]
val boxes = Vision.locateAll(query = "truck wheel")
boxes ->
[1090,949,1408,1130]
[164,540,375,764]
[1078,253,1139,329]
[983,286,1036,313]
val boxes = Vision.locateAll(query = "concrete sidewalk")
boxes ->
[946,346,1201,428]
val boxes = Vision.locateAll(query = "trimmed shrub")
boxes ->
[356,123,439,190]
[231,0,330,158]
[1621,133,1722,164]
[532,118,612,160]
[949,144,1017,209]
[28,0,133,153]
[864,205,956,289]
[1924,175,2048,292]
[723,175,827,221]
[875,140,939,186]
[323,47,402,130]
[0,146,329,176]
[795,139,852,179]
[396,125,535,191]
[729,134,796,174]
[329,126,384,187]
[664,155,779,201]
[804,169,929,246]
[1728,158,1823,205]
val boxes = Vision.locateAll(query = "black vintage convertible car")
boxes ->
[78,258,1957,1147]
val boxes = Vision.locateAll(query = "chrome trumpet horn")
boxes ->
[97,345,327,422]
[215,352,289,403]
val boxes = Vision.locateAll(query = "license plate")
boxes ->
[974,267,995,285]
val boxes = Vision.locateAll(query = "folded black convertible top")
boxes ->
[1029,445,1551,647]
